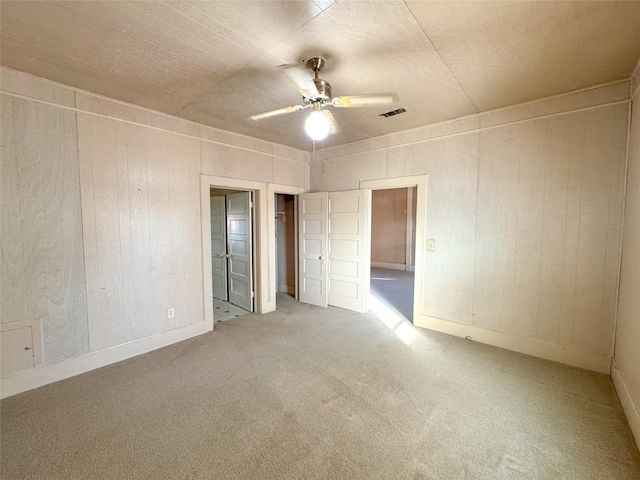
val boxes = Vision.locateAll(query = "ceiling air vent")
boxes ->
[379,108,406,118]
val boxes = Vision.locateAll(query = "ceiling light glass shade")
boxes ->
[304,110,331,141]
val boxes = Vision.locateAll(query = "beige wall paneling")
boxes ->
[310,150,388,193]
[598,104,628,355]
[200,137,308,190]
[321,90,629,372]
[40,100,89,362]
[13,98,49,323]
[147,128,173,336]
[77,112,204,352]
[571,105,627,355]
[173,134,204,330]
[371,188,408,267]
[612,76,640,449]
[1,96,28,324]
[0,68,76,107]
[478,81,631,130]
[1,95,89,363]
[472,126,519,332]
[535,115,572,344]
[421,135,478,324]
[273,156,307,188]
[113,120,136,343]
[557,112,587,349]
[1,68,309,396]
[78,113,126,351]
[511,121,547,338]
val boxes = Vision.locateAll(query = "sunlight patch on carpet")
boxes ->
[369,294,418,345]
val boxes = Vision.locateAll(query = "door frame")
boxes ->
[268,184,305,303]
[360,175,427,324]
[200,175,304,328]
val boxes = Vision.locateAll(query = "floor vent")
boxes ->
[379,108,406,118]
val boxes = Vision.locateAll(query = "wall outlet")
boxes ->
[426,238,436,252]
[167,308,175,318]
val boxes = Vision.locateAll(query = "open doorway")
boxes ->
[210,188,254,322]
[275,194,296,305]
[369,187,416,323]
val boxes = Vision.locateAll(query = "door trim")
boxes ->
[267,184,305,308]
[201,176,262,327]
[360,175,427,326]
[201,175,305,327]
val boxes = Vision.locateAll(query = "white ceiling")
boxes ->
[2,1,640,151]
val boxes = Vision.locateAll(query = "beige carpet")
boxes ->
[2,294,639,479]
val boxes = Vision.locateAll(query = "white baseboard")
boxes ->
[414,314,612,374]
[278,283,295,295]
[371,262,406,271]
[1,321,212,399]
[611,358,640,450]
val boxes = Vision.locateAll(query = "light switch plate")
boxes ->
[426,238,436,252]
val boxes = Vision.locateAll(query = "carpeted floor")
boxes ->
[2,294,639,479]
[370,267,415,322]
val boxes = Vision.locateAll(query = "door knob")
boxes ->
[319,255,323,260]
[25,346,31,351]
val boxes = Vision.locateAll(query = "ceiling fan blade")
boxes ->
[323,110,339,134]
[250,104,307,121]
[278,64,318,96]
[331,95,395,108]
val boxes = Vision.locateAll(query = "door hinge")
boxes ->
[250,201,253,209]
[251,291,255,298]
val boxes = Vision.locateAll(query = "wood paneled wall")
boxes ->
[1,67,309,371]
[614,73,640,444]
[76,113,203,350]
[1,96,89,363]
[311,81,629,360]
[371,188,408,265]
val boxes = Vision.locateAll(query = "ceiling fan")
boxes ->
[250,57,395,141]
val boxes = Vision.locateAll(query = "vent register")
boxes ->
[379,108,406,118]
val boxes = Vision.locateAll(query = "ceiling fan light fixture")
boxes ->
[304,109,331,141]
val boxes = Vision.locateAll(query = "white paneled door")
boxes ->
[298,192,329,307]
[328,190,371,313]
[210,195,228,301]
[227,192,254,312]
[298,190,371,313]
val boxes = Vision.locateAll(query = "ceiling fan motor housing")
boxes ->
[310,78,331,102]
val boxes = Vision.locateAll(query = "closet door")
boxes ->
[298,192,329,307]
[210,195,228,301]
[298,190,371,313]
[227,192,254,312]
[328,190,371,313]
